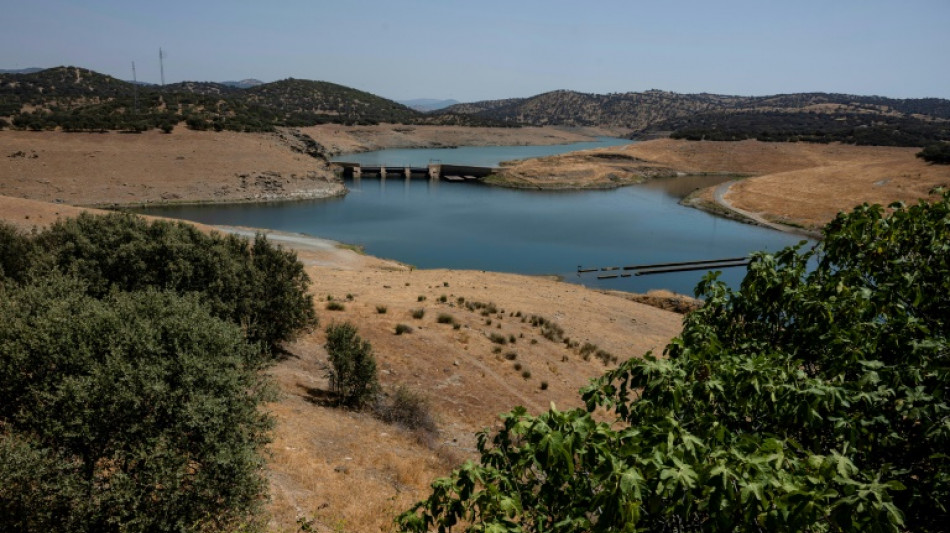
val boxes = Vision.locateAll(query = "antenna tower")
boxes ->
[131,61,138,114]
[159,48,165,86]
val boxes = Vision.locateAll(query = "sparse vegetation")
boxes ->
[326,301,345,311]
[436,313,456,325]
[376,305,388,314]
[395,323,412,335]
[374,386,438,440]
[489,333,507,345]
[411,309,425,319]
[504,351,518,361]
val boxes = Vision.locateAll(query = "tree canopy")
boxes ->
[398,191,950,532]
[0,213,318,531]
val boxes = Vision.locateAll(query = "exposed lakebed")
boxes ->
[137,139,812,295]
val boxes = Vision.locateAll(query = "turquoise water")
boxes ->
[137,139,811,296]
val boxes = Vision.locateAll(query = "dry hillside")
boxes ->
[496,139,950,230]
[0,195,685,532]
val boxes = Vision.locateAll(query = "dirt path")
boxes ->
[713,180,821,237]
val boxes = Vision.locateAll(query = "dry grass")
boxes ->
[500,138,950,229]
[261,256,684,531]
[300,124,603,156]
[0,128,342,207]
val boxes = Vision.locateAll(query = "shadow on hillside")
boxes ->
[299,384,337,407]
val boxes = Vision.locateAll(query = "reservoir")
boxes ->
[137,139,812,296]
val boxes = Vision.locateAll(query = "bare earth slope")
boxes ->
[300,123,605,156]
[497,139,950,229]
[0,127,344,206]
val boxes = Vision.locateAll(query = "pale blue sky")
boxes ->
[2,0,947,102]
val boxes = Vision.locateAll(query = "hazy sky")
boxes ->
[3,0,948,102]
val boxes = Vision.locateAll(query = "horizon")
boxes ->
[2,0,949,102]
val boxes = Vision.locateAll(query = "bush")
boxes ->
[33,213,316,356]
[326,301,345,311]
[489,333,507,345]
[437,313,455,325]
[0,277,272,531]
[0,222,34,283]
[374,386,438,436]
[376,305,388,314]
[325,322,379,408]
[398,193,950,532]
[395,323,412,335]
[916,142,950,164]
[411,309,425,319]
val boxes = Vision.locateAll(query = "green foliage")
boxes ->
[411,308,425,319]
[395,323,413,335]
[398,193,950,532]
[325,322,380,408]
[0,222,34,283]
[917,142,950,164]
[33,212,316,355]
[0,277,272,532]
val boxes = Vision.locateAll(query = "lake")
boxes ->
[137,139,812,296]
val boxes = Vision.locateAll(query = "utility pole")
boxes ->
[131,61,138,114]
[159,48,165,86]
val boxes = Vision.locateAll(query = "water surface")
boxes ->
[138,147,811,296]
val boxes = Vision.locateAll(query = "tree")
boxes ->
[398,192,950,532]
[325,322,380,408]
[34,212,316,356]
[0,277,273,532]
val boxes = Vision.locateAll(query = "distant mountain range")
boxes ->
[397,98,460,112]
[0,68,44,75]
[1,66,948,146]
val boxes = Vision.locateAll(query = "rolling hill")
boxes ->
[443,90,950,146]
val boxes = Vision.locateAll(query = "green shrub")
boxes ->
[0,277,272,531]
[505,351,518,361]
[325,322,379,408]
[0,222,34,283]
[411,309,425,319]
[417,295,427,302]
[489,333,507,345]
[520,369,531,380]
[395,323,412,335]
[376,305,388,314]
[326,301,345,311]
[917,142,950,164]
[540,381,549,390]
[33,213,316,355]
[437,313,455,325]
